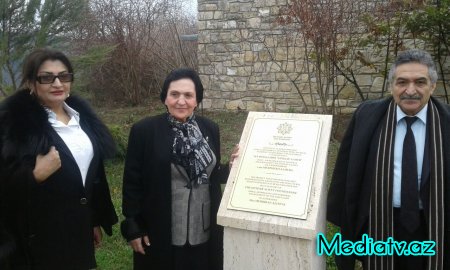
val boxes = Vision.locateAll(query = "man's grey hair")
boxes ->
[388,49,438,85]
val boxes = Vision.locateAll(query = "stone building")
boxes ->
[197,0,449,113]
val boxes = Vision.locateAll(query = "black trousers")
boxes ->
[133,243,209,270]
[393,208,428,270]
[173,243,209,270]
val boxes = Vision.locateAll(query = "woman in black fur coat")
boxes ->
[0,48,118,269]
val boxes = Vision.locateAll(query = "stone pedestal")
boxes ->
[217,112,332,270]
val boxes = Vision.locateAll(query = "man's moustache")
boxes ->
[400,96,421,100]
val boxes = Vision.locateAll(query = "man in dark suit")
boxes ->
[327,49,450,270]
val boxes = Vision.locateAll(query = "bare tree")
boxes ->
[277,0,444,114]
[278,0,377,114]
[70,0,198,105]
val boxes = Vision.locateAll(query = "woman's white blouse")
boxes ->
[45,103,94,186]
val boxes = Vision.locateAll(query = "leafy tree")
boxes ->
[406,0,449,102]
[0,0,88,94]
[361,1,449,102]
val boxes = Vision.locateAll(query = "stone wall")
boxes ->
[197,0,449,113]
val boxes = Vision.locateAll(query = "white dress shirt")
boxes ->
[392,104,427,208]
[46,103,94,186]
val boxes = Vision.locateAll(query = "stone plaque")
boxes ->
[227,112,322,219]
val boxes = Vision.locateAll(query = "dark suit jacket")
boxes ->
[0,90,118,270]
[121,113,228,270]
[327,97,450,269]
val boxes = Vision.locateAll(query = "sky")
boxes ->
[185,0,198,18]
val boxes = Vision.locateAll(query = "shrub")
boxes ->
[108,124,129,160]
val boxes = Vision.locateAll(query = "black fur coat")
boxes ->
[0,90,117,269]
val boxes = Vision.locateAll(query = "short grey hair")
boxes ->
[388,49,438,85]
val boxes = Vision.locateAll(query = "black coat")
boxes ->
[0,90,118,270]
[327,97,450,269]
[121,113,229,270]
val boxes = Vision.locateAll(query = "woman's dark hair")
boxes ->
[19,48,74,90]
[160,68,204,103]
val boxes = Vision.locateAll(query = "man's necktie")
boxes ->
[400,116,420,232]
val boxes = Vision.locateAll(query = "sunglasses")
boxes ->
[36,73,74,84]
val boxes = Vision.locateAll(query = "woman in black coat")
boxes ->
[121,68,238,270]
[0,48,118,269]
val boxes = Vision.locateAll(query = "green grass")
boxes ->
[96,161,132,269]
[95,103,344,269]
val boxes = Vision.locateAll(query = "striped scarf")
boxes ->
[368,100,445,270]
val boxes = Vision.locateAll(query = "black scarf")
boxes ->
[368,100,444,270]
[168,113,214,187]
